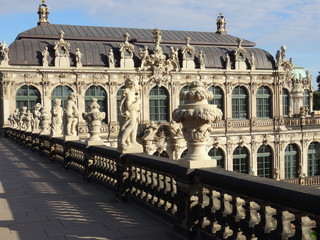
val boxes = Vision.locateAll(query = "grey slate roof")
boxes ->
[8,24,276,70]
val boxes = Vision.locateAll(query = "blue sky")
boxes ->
[1,0,319,88]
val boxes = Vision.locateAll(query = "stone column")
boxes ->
[173,81,223,169]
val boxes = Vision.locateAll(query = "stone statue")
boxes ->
[51,99,63,137]
[8,114,14,128]
[199,50,205,69]
[108,49,115,68]
[19,106,28,130]
[13,109,20,128]
[26,111,33,132]
[118,78,143,153]
[82,98,106,145]
[250,52,255,70]
[40,107,50,135]
[64,92,79,137]
[170,47,178,62]
[139,46,149,69]
[75,48,83,67]
[0,40,9,64]
[32,103,42,132]
[42,47,49,67]
[225,53,231,70]
[168,120,183,138]
[59,30,65,40]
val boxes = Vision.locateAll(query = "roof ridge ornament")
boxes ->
[37,0,50,26]
[216,12,227,35]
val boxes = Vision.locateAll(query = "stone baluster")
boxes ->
[265,206,277,233]
[249,201,261,227]
[235,197,246,222]
[282,211,296,240]
[223,193,233,217]
[301,216,317,240]
[211,190,221,213]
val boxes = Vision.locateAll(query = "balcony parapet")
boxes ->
[4,127,320,240]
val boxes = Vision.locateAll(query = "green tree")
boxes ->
[317,72,320,91]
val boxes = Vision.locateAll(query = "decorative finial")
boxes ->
[216,12,227,35]
[37,0,50,26]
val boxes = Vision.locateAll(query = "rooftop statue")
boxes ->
[42,47,49,67]
[118,78,143,153]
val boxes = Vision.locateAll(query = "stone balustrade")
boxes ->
[4,127,320,240]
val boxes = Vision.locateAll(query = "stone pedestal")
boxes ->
[64,135,79,141]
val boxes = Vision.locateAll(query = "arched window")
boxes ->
[285,144,299,179]
[180,149,188,159]
[282,88,289,116]
[208,147,225,168]
[303,90,310,109]
[256,86,272,118]
[51,86,73,108]
[233,146,249,174]
[85,86,107,123]
[232,86,248,119]
[16,85,41,110]
[116,86,125,122]
[153,151,169,158]
[180,85,190,105]
[257,145,273,178]
[149,86,169,122]
[308,142,319,176]
[208,86,224,117]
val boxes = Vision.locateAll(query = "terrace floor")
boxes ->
[0,138,181,240]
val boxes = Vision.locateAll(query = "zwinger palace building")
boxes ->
[0,1,318,180]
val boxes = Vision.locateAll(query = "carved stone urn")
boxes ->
[173,81,223,168]
[82,98,106,146]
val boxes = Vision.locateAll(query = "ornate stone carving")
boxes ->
[167,120,183,138]
[40,107,50,135]
[54,30,71,67]
[32,103,42,133]
[64,92,79,139]
[216,13,227,34]
[82,98,106,145]
[108,49,115,68]
[51,99,63,137]
[119,33,135,69]
[181,37,195,70]
[42,47,49,67]
[173,81,223,168]
[75,48,83,68]
[118,78,143,153]
[142,121,159,140]
[0,41,9,66]
[234,38,247,70]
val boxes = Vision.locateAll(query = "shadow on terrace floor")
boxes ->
[0,138,182,240]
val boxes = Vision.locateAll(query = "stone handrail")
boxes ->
[5,128,320,240]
